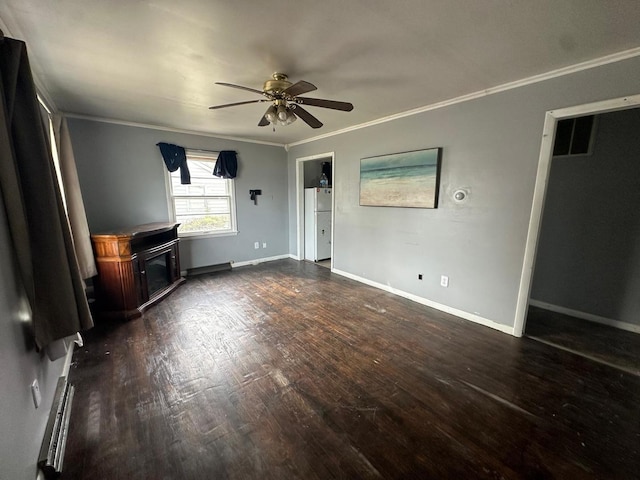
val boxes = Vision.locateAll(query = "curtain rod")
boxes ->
[187,148,236,153]
[186,148,218,155]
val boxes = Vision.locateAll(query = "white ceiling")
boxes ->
[2,0,640,146]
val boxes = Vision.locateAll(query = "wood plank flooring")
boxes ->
[526,306,640,376]
[65,260,640,479]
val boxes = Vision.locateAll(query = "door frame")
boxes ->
[295,152,335,266]
[513,93,640,337]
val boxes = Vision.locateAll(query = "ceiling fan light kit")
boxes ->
[264,105,277,123]
[277,104,288,121]
[280,109,297,125]
[209,72,353,129]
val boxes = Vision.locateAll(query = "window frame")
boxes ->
[165,149,238,239]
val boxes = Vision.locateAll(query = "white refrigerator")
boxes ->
[304,188,332,261]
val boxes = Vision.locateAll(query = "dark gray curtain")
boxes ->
[52,114,98,280]
[0,36,93,349]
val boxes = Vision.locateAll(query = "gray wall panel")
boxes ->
[0,196,66,480]
[68,119,289,269]
[287,56,640,330]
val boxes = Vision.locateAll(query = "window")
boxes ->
[168,151,237,237]
[553,115,596,157]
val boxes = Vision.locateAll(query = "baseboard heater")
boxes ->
[186,262,232,277]
[38,376,75,479]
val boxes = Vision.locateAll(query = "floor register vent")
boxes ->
[38,376,75,479]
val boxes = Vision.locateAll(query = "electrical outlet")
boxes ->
[418,274,423,280]
[31,379,41,408]
[440,275,449,288]
[254,242,259,249]
[262,242,267,248]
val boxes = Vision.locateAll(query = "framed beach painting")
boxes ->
[359,148,442,208]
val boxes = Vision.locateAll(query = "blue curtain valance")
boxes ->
[157,142,190,184]
[213,150,237,179]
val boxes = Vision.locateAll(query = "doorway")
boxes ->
[512,95,640,375]
[523,106,640,373]
[295,152,335,269]
[514,94,640,339]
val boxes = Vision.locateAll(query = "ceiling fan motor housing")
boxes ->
[263,73,291,95]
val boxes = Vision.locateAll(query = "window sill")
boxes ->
[178,230,238,241]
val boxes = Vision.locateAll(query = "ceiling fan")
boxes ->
[209,73,354,129]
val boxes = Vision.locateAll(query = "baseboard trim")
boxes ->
[331,268,515,336]
[529,300,640,334]
[231,254,291,268]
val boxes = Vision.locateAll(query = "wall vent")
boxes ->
[553,115,596,156]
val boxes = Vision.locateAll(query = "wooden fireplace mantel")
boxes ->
[91,222,185,320]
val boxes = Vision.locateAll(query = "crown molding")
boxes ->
[62,113,287,148]
[286,46,640,149]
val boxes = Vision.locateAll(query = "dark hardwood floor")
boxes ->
[525,306,640,376]
[65,260,640,479]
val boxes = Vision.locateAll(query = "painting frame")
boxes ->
[359,147,442,208]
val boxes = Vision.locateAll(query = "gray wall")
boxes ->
[287,56,640,330]
[68,119,289,269]
[0,195,66,479]
[531,108,640,325]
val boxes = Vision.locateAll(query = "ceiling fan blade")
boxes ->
[209,99,266,109]
[296,97,354,111]
[293,106,323,129]
[258,114,270,127]
[283,81,317,97]
[215,82,265,95]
